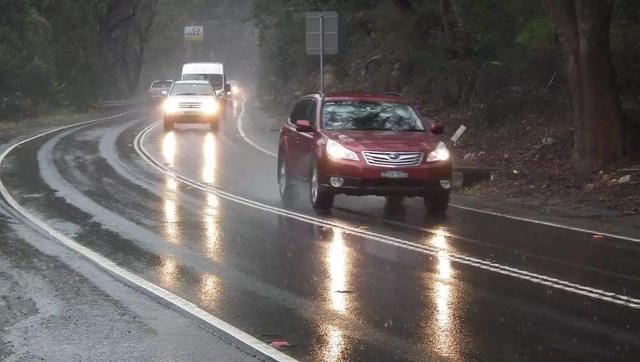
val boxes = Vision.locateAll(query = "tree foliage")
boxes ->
[0,0,255,118]
[0,0,164,116]
[250,0,638,165]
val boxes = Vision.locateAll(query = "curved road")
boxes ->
[1,98,639,361]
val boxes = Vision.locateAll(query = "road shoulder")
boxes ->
[0,111,257,361]
[451,193,640,240]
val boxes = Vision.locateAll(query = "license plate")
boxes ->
[381,171,409,179]
[184,110,197,115]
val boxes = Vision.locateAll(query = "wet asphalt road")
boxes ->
[1,99,640,361]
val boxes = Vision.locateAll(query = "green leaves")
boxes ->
[515,18,553,50]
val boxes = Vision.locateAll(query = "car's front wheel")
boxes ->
[278,155,295,202]
[310,162,333,211]
[424,191,449,215]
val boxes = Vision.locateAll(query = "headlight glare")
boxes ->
[201,99,219,115]
[163,99,179,113]
[427,142,450,162]
[326,139,358,161]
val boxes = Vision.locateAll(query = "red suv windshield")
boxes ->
[322,101,424,131]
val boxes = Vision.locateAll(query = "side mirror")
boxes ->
[295,119,313,132]
[225,83,231,93]
[430,123,444,135]
[161,90,168,97]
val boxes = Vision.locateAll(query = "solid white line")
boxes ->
[137,123,640,310]
[449,203,640,243]
[0,112,297,362]
[232,106,640,244]
[236,98,278,157]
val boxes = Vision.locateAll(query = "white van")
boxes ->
[181,63,230,98]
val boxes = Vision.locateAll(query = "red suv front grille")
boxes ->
[362,151,423,167]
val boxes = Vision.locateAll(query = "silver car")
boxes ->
[162,80,221,132]
[148,80,174,101]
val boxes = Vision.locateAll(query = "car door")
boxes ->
[281,100,308,177]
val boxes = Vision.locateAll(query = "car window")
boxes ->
[305,99,317,127]
[289,99,311,124]
[322,101,424,131]
[151,81,172,88]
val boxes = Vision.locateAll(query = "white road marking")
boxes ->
[0,112,297,362]
[233,105,640,244]
[236,98,278,157]
[137,123,640,310]
[448,203,640,243]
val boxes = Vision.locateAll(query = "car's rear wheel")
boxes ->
[163,118,174,131]
[310,163,333,211]
[424,191,449,215]
[210,121,219,132]
[278,155,295,202]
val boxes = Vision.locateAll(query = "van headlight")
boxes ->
[427,142,450,162]
[163,99,179,114]
[201,99,219,115]
[326,139,359,161]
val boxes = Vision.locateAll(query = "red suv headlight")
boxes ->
[326,139,359,161]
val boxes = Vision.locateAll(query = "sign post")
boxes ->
[320,15,324,92]
[305,12,338,93]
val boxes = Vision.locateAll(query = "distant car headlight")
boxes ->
[427,142,450,162]
[231,86,239,94]
[201,99,219,115]
[326,139,359,161]
[163,99,179,114]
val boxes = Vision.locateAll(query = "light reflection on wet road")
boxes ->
[429,228,459,360]
[2,103,639,361]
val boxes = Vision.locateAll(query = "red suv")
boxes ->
[277,92,452,213]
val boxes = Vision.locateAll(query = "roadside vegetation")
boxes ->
[0,0,251,122]
[0,111,97,138]
[1,0,638,212]
[251,0,640,213]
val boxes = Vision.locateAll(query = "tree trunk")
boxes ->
[544,0,623,171]
[439,0,467,59]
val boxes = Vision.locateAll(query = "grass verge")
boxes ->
[0,110,96,137]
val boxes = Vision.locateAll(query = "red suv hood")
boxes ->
[323,130,439,153]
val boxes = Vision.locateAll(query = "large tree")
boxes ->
[544,0,623,171]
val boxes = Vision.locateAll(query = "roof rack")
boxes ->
[309,90,325,100]
[384,92,405,98]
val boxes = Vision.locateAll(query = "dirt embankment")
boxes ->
[436,98,640,215]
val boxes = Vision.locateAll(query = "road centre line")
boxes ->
[234,100,640,244]
[137,122,640,310]
[0,111,297,362]
[236,97,277,157]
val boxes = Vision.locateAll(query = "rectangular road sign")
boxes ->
[305,12,338,55]
[185,26,204,42]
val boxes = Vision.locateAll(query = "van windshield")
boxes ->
[182,74,224,89]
